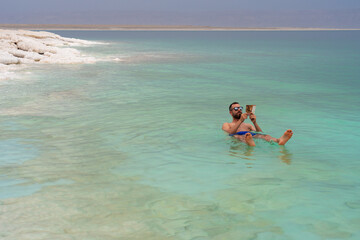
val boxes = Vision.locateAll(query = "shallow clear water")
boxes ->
[1,31,360,239]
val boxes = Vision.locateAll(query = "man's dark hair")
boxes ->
[229,102,239,111]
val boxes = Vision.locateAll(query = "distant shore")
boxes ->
[1,24,359,31]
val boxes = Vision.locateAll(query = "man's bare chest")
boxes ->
[236,123,252,131]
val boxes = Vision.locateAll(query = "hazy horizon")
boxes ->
[1,0,360,28]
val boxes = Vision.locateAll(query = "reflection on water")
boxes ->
[227,137,293,165]
[228,138,255,159]
[278,146,292,164]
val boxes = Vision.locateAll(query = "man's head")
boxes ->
[229,102,243,119]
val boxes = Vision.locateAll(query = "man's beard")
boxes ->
[233,113,241,119]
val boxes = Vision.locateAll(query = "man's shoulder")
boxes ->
[222,122,234,127]
[222,122,232,131]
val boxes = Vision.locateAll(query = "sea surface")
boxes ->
[1,30,360,239]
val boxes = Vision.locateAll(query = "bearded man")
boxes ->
[222,102,293,146]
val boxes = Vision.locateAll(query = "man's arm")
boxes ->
[249,113,263,132]
[222,113,248,134]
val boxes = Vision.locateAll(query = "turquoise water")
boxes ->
[1,31,360,239]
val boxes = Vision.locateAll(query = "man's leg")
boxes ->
[234,133,256,146]
[245,133,256,146]
[254,134,278,143]
[254,129,293,145]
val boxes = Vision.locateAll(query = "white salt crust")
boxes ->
[0,29,102,80]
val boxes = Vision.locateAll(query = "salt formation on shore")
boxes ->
[0,29,100,80]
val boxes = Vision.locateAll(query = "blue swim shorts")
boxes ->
[229,131,257,137]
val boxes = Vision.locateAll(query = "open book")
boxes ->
[246,105,256,115]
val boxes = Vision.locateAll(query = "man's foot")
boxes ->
[278,129,293,145]
[245,133,256,146]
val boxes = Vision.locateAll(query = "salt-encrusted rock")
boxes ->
[8,49,44,62]
[0,40,14,49]
[19,58,36,64]
[25,52,44,62]
[17,38,57,54]
[0,52,20,65]
[0,29,102,80]
[8,48,27,58]
[41,38,68,47]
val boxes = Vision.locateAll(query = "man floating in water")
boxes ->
[222,102,293,146]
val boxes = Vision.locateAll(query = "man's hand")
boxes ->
[250,113,256,123]
[240,113,248,122]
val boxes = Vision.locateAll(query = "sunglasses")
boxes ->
[232,106,243,111]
